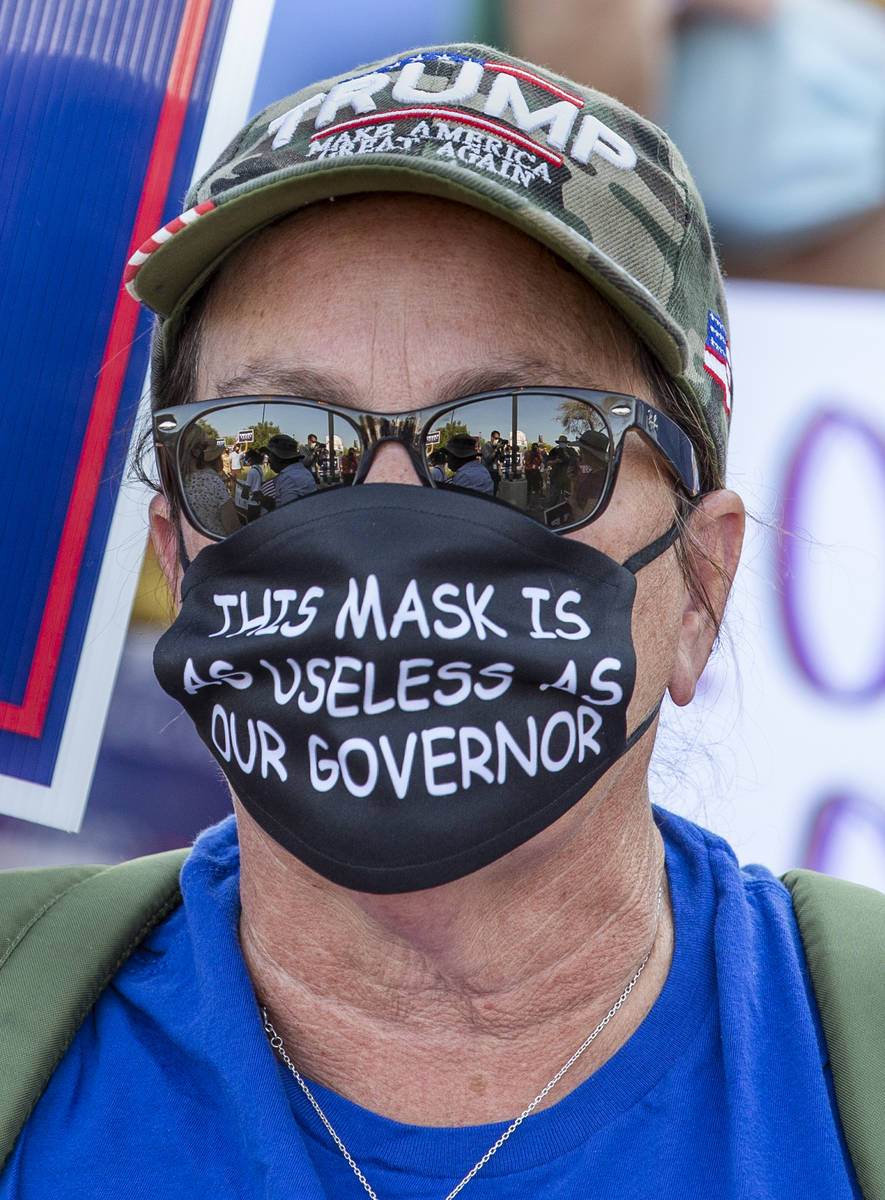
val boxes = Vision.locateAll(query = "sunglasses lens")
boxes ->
[165,394,617,540]
[172,401,362,538]
[425,393,613,530]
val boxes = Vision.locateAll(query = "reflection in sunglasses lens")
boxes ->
[177,395,613,538]
[426,394,612,530]
[178,402,363,537]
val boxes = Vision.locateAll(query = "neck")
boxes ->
[237,774,672,1126]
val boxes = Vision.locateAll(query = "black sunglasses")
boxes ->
[153,388,700,541]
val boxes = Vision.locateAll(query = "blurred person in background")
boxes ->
[497,0,885,288]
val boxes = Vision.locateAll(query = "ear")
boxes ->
[149,492,183,609]
[668,488,745,706]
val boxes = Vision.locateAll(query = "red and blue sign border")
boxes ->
[0,0,231,774]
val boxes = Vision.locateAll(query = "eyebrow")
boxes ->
[209,364,360,406]
[207,358,625,409]
[434,360,619,403]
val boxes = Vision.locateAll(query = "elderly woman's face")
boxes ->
[173,194,737,726]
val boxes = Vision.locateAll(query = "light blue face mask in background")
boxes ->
[663,0,885,252]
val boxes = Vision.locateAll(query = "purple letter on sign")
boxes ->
[778,408,885,703]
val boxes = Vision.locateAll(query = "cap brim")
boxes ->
[134,158,688,379]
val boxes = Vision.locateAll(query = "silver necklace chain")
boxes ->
[263,880,664,1200]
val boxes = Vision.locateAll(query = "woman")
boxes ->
[180,437,240,537]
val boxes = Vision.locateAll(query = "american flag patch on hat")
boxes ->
[704,310,732,416]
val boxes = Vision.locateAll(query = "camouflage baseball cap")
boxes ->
[126,44,732,474]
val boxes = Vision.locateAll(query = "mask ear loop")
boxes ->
[622,522,679,574]
[623,698,663,750]
[619,520,680,748]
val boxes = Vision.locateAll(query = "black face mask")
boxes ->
[154,484,676,893]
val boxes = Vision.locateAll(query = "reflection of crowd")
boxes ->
[433,431,607,529]
[183,428,598,533]
[432,434,565,497]
[181,433,367,534]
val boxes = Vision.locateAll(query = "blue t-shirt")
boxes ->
[2,811,860,1198]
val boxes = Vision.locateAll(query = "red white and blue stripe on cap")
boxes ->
[123,199,216,298]
[704,309,731,417]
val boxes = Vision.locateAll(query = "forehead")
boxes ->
[195,193,650,404]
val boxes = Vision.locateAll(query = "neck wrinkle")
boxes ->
[236,780,673,1124]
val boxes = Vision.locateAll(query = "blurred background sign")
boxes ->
[1,0,884,891]
[652,280,885,891]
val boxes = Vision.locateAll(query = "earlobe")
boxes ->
[668,489,745,707]
[149,493,183,609]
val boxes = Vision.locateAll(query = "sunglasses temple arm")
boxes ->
[635,400,701,496]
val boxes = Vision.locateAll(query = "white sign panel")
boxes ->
[656,280,885,890]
